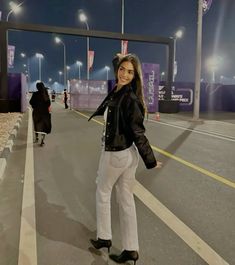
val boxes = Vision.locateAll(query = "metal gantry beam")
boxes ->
[0,21,174,112]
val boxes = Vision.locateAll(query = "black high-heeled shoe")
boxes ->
[109,250,139,264]
[90,238,112,253]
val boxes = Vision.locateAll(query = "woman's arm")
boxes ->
[127,98,157,169]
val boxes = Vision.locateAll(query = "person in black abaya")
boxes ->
[29,82,51,146]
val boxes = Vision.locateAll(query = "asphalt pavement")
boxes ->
[0,101,234,265]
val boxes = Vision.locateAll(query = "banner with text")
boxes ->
[159,81,235,112]
[8,45,15,68]
[142,63,159,113]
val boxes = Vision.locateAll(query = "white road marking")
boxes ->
[0,158,7,182]
[18,108,37,265]
[149,119,235,142]
[61,108,231,264]
[134,181,230,265]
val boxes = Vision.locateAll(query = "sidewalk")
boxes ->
[0,112,23,181]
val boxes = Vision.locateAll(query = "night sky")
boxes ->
[1,0,235,87]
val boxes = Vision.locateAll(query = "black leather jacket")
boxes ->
[89,85,157,169]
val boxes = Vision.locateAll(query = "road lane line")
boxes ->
[75,111,235,189]
[134,181,230,265]
[151,145,235,189]
[149,119,235,142]
[74,110,104,125]
[18,108,37,265]
[72,109,231,263]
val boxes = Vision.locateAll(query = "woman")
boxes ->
[89,54,162,264]
[29,82,51,146]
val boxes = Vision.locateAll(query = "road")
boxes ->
[0,101,234,265]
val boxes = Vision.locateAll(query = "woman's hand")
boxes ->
[155,161,163,169]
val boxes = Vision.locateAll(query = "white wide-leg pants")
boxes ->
[96,144,139,251]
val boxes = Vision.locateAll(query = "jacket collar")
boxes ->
[111,84,131,97]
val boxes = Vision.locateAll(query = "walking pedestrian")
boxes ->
[89,53,162,264]
[51,89,56,102]
[63,89,68,109]
[29,82,51,146]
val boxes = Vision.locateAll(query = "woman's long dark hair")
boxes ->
[115,54,147,114]
[36,82,49,102]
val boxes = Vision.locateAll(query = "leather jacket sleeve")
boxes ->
[88,92,112,121]
[89,86,157,169]
[125,96,157,169]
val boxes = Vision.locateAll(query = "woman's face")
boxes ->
[117,61,135,87]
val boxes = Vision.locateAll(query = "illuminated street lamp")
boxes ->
[79,10,90,80]
[173,29,184,81]
[35,53,43,81]
[55,37,67,90]
[220,75,224,83]
[20,52,30,82]
[206,56,221,83]
[6,1,24,21]
[175,29,183,39]
[58,71,63,83]
[66,65,71,80]
[160,71,165,81]
[76,61,83,79]
[105,66,110,80]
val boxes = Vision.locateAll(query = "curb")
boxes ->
[0,114,23,182]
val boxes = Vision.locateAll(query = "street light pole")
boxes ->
[173,38,176,82]
[173,29,183,82]
[121,0,125,52]
[193,0,203,121]
[220,75,224,84]
[6,0,24,80]
[105,66,110,80]
[121,0,124,34]
[212,70,215,83]
[66,66,70,80]
[63,43,67,90]
[79,12,90,80]
[76,61,82,79]
[21,52,31,90]
[206,56,221,83]
[39,57,41,80]
[35,53,43,81]
[6,1,24,21]
[58,71,63,83]
[86,23,90,80]
[27,57,30,88]
[39,57,42,81]
[55,37,67,91]
[78,64,81,79]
